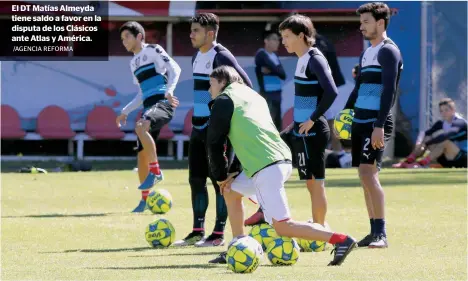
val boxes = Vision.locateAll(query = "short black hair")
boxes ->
[119,21,145,40]
[210,65,244,92]
[357,2,392,30]
[263,30,279,40]
[279,14,316,46]
[190,13,220,39]
[439,98,455,109]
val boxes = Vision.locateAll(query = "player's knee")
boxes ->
[442,139,453,147]
[272,219,293,237]
[358,165,375,179]
[223,189,242,202]
[189,178,207,191]
[135,120,150,135]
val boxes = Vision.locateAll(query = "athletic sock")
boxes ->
[142,190,150,201]
[370,218,375,235]
[328,233,348,244]
[374,219,386,237]
[149,161,161,175]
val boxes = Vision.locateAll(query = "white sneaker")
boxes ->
[194,234,225,247]
[368,235,388,248]
[172,231,204,247]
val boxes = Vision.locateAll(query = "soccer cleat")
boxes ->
[208,251,227,264]
[195,233,225,247]
[138,170,164,190]
[172,231,204,247]
[368,234,388,248]
[406,163,429,169]
[357,233,374,247]
[131,199,147,213]
[327,236,357,266]
[244,210,265,226]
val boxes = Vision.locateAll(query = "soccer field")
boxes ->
[2,168,467,280]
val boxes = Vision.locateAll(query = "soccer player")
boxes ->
[254,30,286,130]
[393,98,467,168]
[344,2,403,248]
[206,65,356,266]
[245,15,339,231]
[116,21,181,212]
[172,13,253,247]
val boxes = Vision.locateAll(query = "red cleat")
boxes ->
[407,163,429,169]
[392,160,413,168]
[244,210,265,226]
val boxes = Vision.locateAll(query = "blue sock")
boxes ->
[370,219,375,235]
[374,219,386,237]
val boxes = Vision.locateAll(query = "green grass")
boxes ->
[1,168,467,280]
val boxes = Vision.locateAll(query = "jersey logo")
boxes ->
[162,55,170,63]
[300,169,307,175]
[373,54,378,61]
[143,55,147,62]
[300,65,306,73]
[206,61,211,69]
[134,57,140,68]
[155,47,162,54]
[363,153,370,159]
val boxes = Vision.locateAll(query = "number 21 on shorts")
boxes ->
[297,152,306,167]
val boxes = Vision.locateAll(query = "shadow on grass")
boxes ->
[128,251,221,258]
[41,247,152,254]
[89,263,217,270]
[2,212,114,219]
[287,174,467,188]
[0,160,189,173]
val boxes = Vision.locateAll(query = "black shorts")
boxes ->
[135,101,174,153]
[437,151,467,168]
[291,119,330,180]
[351,115,393,169]
[188,127,232,180]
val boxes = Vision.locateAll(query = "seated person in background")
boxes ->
[393,98,467,168]
[326,139,352,168]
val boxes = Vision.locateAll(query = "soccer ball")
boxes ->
[145,218,175,248]
[297,222,328,252]
[266,236,300,266]
[249,223,280,250]
[333,109,354,140]
[226,236,263,273]
[146,189,172,214]
[296,238,326,252]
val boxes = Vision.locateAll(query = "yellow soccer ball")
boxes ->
[333,109,354,140]
[226,236,263,273]
[297,222,328,252]
[146,189,172,214]
[145,218,175,248]
[266,237,300,266]
[249,223,280,250]
[296,238,327,252]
